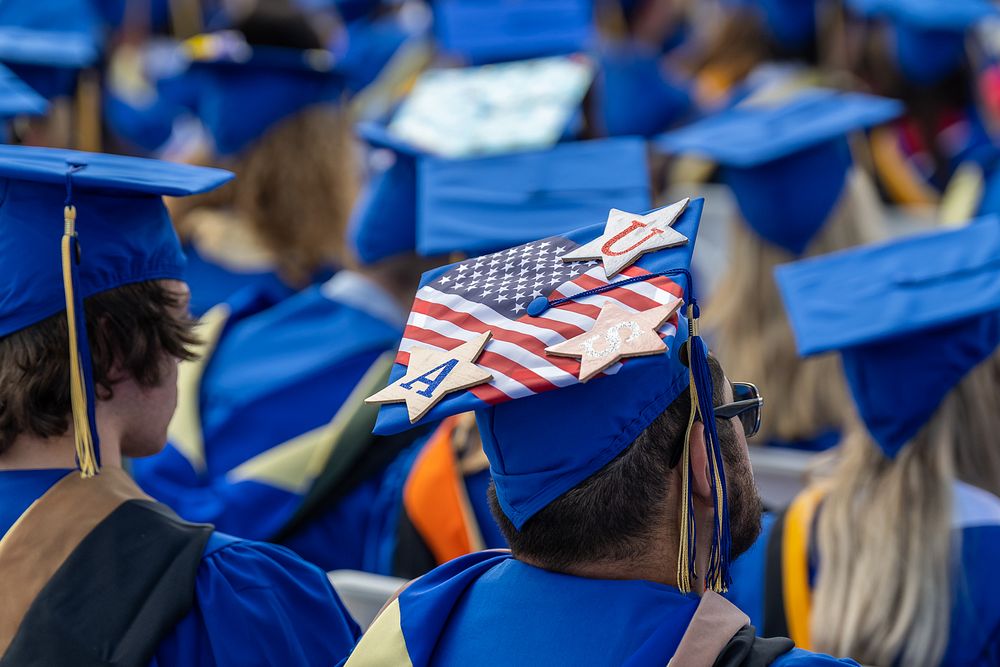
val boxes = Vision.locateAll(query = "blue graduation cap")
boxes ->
[846,0,999,85]
[417,137,651,256]
[0,64,47,118]
[655,89,903,254]
[182,30,344,157]
[0,145,233,476]
[724,0,818,52]
[433,0,594,64]
[594,44,692,137]
[776,217,1000,458]
[369,198,738,593]
[0,0,102,99]
[348,120,424,264]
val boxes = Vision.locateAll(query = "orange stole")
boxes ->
[402,416,485,564]
[780,485,826,650]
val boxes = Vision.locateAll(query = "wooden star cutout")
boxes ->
[545,300,683,381]
[560,198,690,278]
[366,332,493,423]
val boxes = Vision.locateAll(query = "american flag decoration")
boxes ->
[371,230,688,435]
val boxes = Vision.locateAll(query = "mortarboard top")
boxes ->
[0,0,102,100]
[0,64,47,118]
[776,216,1000,458]
[433,0,594,65]
[655,89,903,254]
[181,30,344,157]
[595,44,692,137]
[417,137,651,256]
[367,199,739,592]
[846,0,999,85]
[0,145,233,476]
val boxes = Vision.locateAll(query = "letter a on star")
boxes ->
[366,332,493,423]
[560,198,689,278]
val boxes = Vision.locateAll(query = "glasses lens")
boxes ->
[732,383,761,437]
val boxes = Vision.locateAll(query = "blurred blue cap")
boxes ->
[417,137,651,256]
[776,217,1000,457]
[0,0,102,99]
[183,31,344,156]
[847,0,999,85]
[0,145,233,337]
[434,0,594,64]
[594,44,692,137]
[0,64,47,118]
[655,89,903,254]
[725,0,818,52]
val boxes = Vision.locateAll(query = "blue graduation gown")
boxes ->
[726,481,1000,665]
[183,243,303,318]
[0,469,361,666]
[133,271,406,571]
[347,550,857,665]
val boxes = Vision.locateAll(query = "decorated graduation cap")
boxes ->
[433,0,594,64]
[416,137,651,256]
[182,30,343,157]
[0,146,233,476]
[847,0,998,85]
[655,89,902,255]
[0,0,102,100]
[776,217,1000,458]
[367,198,736,593]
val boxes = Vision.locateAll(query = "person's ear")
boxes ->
[688,421,713,505]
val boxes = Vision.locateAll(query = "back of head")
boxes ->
[811,345,1000,666]
[705,168,884,444]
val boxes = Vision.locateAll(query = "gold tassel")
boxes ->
[61,205,99,478]
[676,323,699,594]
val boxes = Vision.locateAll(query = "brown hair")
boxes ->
[704,169,884,444]
[172,104,357,287]
[0,281,197,453]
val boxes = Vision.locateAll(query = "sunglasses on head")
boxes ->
[715,381,763,439]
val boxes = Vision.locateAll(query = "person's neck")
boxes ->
[0,422,122,471]
[526,505,715,594]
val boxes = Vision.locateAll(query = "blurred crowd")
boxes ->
[2,0,1000,666]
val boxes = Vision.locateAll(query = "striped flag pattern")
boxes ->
[398,234,685,405]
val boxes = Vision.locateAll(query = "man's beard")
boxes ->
[725,453,765,561]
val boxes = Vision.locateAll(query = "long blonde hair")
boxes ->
[811,348,1000,666]
[704,169,883,444]
[173,104,357,287]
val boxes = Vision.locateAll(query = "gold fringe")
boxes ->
[61,205,99,478]
[676,303,700,593]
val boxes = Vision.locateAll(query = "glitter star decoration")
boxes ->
[366,332,493,423]
[545,300,683,381]
[560,198,689,278]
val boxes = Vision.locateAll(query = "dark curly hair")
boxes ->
[0,280,197,453]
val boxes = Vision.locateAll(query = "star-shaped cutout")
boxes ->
[545,300,682,382]
[560,199,690,278]
[366,332,493,423]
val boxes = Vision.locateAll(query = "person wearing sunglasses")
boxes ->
[728,220,1000,667]
[346,202,857,666]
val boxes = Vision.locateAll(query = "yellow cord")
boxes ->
[676,305,700,594]
[61,205,98,478]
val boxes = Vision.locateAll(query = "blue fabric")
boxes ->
[0,63,45,117]
[0,469,361,666]
[655,89,902,253]
[182,243,305,318]
[846,0,997,30]
[595,44,692,137]
[894,24,967,86]
[349,146,419,264]
[725,0,817,51]
[133,277,405,570]
[393,550,856,665]
[776,217,1000,456]
[433,0,594,65]
[417,138,652,257]
[336,18,413,93]
[0,146,232,338]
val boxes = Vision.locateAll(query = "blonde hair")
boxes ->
[810,348,1000,666]
[173,104,357,287]
[704,169,883,444]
